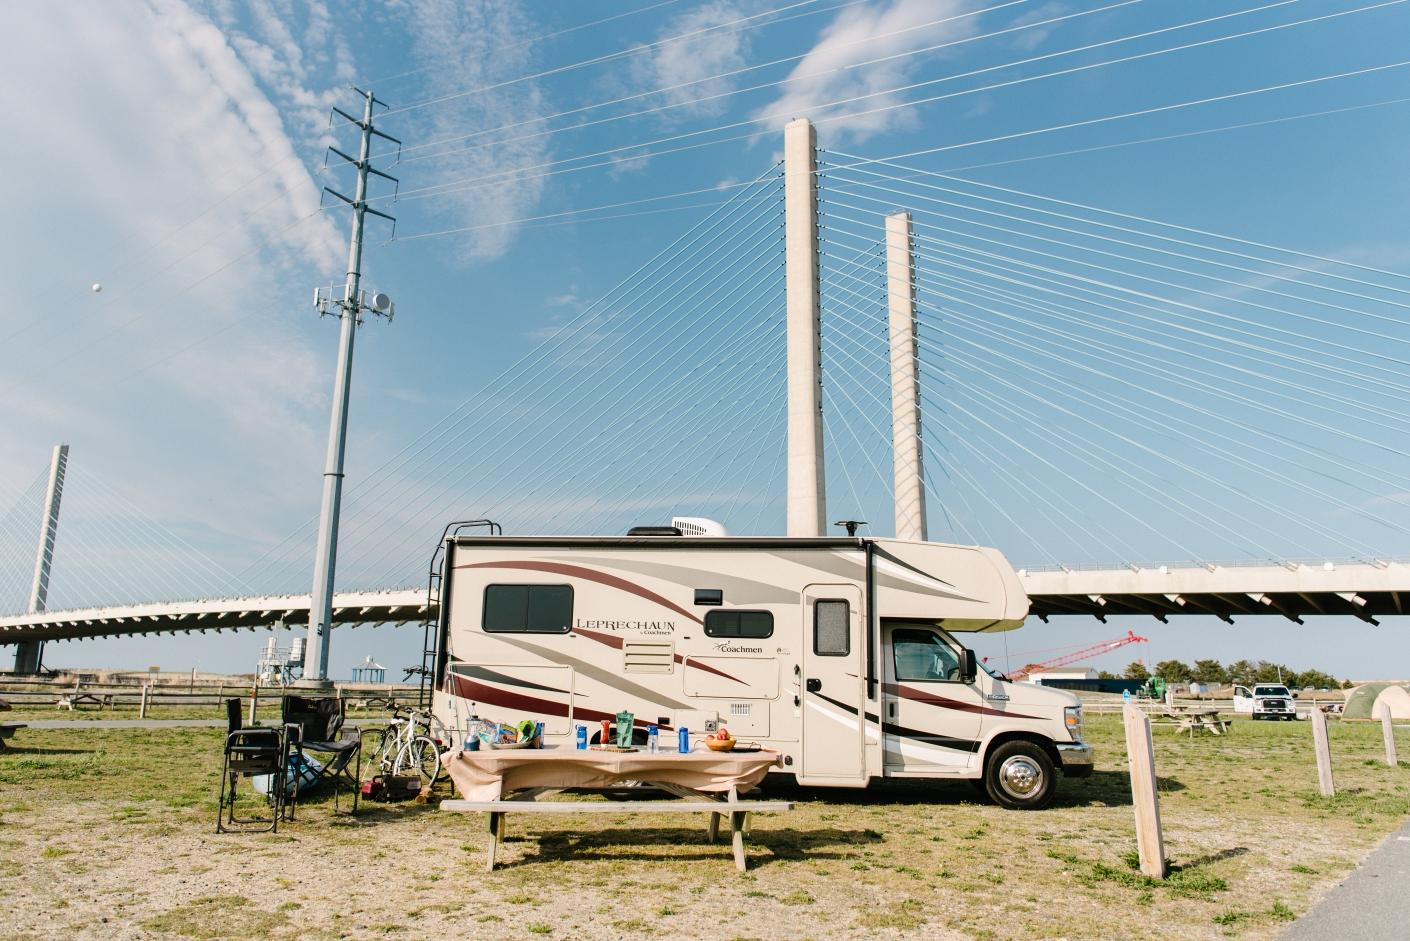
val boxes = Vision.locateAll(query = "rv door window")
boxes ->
[703,610,773,638]
[892,628,962,682]
[482,584,573,633]
[813,600,850,657]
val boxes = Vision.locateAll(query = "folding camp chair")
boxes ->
[281,695,362,814]
[217,697,290,833]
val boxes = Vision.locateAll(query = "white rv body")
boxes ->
[431,535,1092,806]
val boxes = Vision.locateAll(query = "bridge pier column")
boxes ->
[784,118,826,537]
[885,212,926,542]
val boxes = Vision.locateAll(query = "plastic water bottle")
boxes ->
[575,724,587,750]
[678,727,690,753]
[648,725,659,753]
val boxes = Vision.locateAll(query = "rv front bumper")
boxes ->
[1056,742,1094,777]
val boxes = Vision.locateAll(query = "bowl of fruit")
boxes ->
[704,728,736,752]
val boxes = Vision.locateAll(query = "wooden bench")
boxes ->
[442,790,794,872]
[0,723,26,752]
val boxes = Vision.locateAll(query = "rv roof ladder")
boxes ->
[420,519,502,709]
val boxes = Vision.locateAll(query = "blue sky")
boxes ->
[2,0,1408,680]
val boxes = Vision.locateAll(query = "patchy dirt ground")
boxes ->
[0,715,1405,940]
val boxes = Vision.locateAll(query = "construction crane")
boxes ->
[999,630,1149,681]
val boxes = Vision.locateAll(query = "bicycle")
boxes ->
[368,704,443,786]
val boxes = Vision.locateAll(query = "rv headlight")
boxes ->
[1064,705,1084,741]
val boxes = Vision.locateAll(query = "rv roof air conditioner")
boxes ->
[625,517,730,537]
[672,517,730,537]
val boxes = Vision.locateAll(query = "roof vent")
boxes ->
[672,517,730,537]
[627,526,683,536]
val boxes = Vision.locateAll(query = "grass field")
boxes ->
[0,714,1405,940]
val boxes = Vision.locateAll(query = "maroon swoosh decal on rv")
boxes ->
[447,674,672,730]
[458,560,704,625]
[886,682,1040,720]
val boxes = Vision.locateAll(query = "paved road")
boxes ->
[1281,819,1410,940]
[17,719,226,729]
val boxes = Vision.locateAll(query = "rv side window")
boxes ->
[703,610,773,638]
[813,600,850,657]
[482,584,573,634]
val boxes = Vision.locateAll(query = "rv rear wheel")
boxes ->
[983,741,1055,810]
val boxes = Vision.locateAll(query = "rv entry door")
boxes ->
[798,584,868,786]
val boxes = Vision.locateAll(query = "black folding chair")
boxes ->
[281,695,362,814]
[217,697,290,833]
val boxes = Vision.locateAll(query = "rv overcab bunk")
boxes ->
[430,523,1092,809]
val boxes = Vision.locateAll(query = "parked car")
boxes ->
[1234,684,1296,720]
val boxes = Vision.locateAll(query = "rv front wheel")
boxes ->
[984,741,1055,810]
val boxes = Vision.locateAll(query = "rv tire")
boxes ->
[983,740,1055,810]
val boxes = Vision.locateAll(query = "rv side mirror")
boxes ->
[960,649,977,684]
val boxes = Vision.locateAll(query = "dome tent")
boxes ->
[1344,683,1408,720]
[1372,685,1410,721]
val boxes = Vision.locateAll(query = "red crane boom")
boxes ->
[1006,630,1148,681]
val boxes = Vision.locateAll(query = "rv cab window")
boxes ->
[482,584,573,633]
[703,610,773,638]
[892,628,962,682]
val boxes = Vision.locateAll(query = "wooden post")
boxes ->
[138,684,149,719]
[1378,704,1397,768]
[1122,704,1167,878]
[249,684,259,726]
[1311,707,1335,797]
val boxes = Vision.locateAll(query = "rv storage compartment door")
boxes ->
[799,584,868,786]
[682,657,778,736]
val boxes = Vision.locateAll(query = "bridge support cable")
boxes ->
[817,232,1338,562]
[818,167,1410,330]
[345,186,788,585]
[820,272,1142,562]
[909,266,1410,499]
[907,255,1410,445]
[828,151,1410,294]
[827,202,1410,396]
[0,470,49,612]
[237,167,785,591]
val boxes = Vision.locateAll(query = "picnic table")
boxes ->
[56,689,114,711]
[441,745,792,872]
[1160,706,1231,737]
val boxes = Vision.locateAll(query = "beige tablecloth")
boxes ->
[445,745,780,802]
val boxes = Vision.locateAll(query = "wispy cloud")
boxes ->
[627,2,752,123]
[403,0,553,262]
[752,0,979,144]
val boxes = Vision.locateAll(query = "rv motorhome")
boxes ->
[429,527,1092,809]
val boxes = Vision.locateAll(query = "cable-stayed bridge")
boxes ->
[4,116,1409,670]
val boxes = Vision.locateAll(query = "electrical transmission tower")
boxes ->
[304,88,400,685]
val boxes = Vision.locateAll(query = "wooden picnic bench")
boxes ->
[0,723,27,752]
[1156,707,1231,737]
[443,784,793,872]
[441,745,792,871]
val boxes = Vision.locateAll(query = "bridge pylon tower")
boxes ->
[13,444,69,674]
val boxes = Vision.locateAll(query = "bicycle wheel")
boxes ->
[367,725,397,775]
[394,735,442,786]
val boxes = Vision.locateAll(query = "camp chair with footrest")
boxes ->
[217,697,289,833]
[281,695,362,814]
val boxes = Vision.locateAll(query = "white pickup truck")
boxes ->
[1234,684,1297,720]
